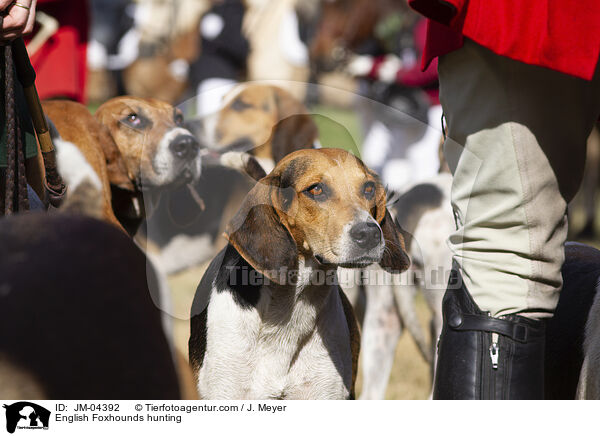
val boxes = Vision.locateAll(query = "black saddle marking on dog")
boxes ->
[189,306,208,376]
[217,244,262,308]
[222,136,256,153]
[192,244,262,314]
[189,244,263,374]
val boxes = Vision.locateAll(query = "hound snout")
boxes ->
[169,135,199,159]
[350,221,381,250]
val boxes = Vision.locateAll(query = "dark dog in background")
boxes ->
[0,213,194,399]
[547,242,600,399]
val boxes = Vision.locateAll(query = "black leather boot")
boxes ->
[433,265,546,399]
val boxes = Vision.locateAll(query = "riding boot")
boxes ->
[433,265,546,399]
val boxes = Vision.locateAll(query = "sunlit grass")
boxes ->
[311,105,362,156]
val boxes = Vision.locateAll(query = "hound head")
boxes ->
[225,148,410,283]
[95,96,202,189]
[215,84,318,169]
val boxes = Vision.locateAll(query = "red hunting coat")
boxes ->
[25,0,89,103]
[409,0,600,80]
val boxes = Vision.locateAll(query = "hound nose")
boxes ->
[169,135,199,159]
[350,222,381,250]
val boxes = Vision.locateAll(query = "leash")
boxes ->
[2,43,29,214]
[11,37,66,208]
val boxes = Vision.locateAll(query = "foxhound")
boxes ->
[189,148,410,399]
[43,96,202,235]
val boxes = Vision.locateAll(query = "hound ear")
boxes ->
[95,116,135,191]
[378,209,411,273]
[271,87,319,162]
[271,114,319,162]
[371,176,410,273]
[225,177,298,284]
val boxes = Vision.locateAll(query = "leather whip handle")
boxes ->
[11,37,65,206]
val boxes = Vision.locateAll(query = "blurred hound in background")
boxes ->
[86,0,135,101]
[189,0,249,117]
[348,10,441,192]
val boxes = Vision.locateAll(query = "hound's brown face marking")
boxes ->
[95,97,201,188]
[278,150,378,262]
[217,86,280,159]
[226,148,409,281]
[216,85,318,163]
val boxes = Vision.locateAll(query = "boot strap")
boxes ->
[446,311,544,343]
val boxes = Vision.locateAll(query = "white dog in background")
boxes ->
[341,172,453,399]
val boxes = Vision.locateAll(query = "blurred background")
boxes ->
[27,0,600,399]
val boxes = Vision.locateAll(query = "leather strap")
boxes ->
[447,309,544,343]
[444,262,545,343]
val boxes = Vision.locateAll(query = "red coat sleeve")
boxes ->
[409,0,600,80]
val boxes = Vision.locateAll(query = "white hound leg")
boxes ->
[359,278,402,400]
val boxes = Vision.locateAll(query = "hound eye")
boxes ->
[308,184,323,196]
[126,113,141,126]
[363,182,375,199]
[121,112,151,130]
[304,183,327,200]
[174,113,184,125]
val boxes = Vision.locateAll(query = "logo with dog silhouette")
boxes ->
[3,402,50,433]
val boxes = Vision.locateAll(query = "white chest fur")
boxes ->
[197,281,353,400]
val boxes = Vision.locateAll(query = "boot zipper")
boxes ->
[489,340,499,369]
[487,312,499,371]
[486,331,499,399]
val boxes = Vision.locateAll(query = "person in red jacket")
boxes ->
[408,0,600,399]
[26,0,89,103]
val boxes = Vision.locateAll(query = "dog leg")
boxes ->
[337,267,366,324]
[392,275,432,365]
[359,277,402,400]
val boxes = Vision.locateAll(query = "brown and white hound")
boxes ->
[153,84,319,274]
[213,84,319,171]
[43,96,202,235]
[189,148,410,399]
